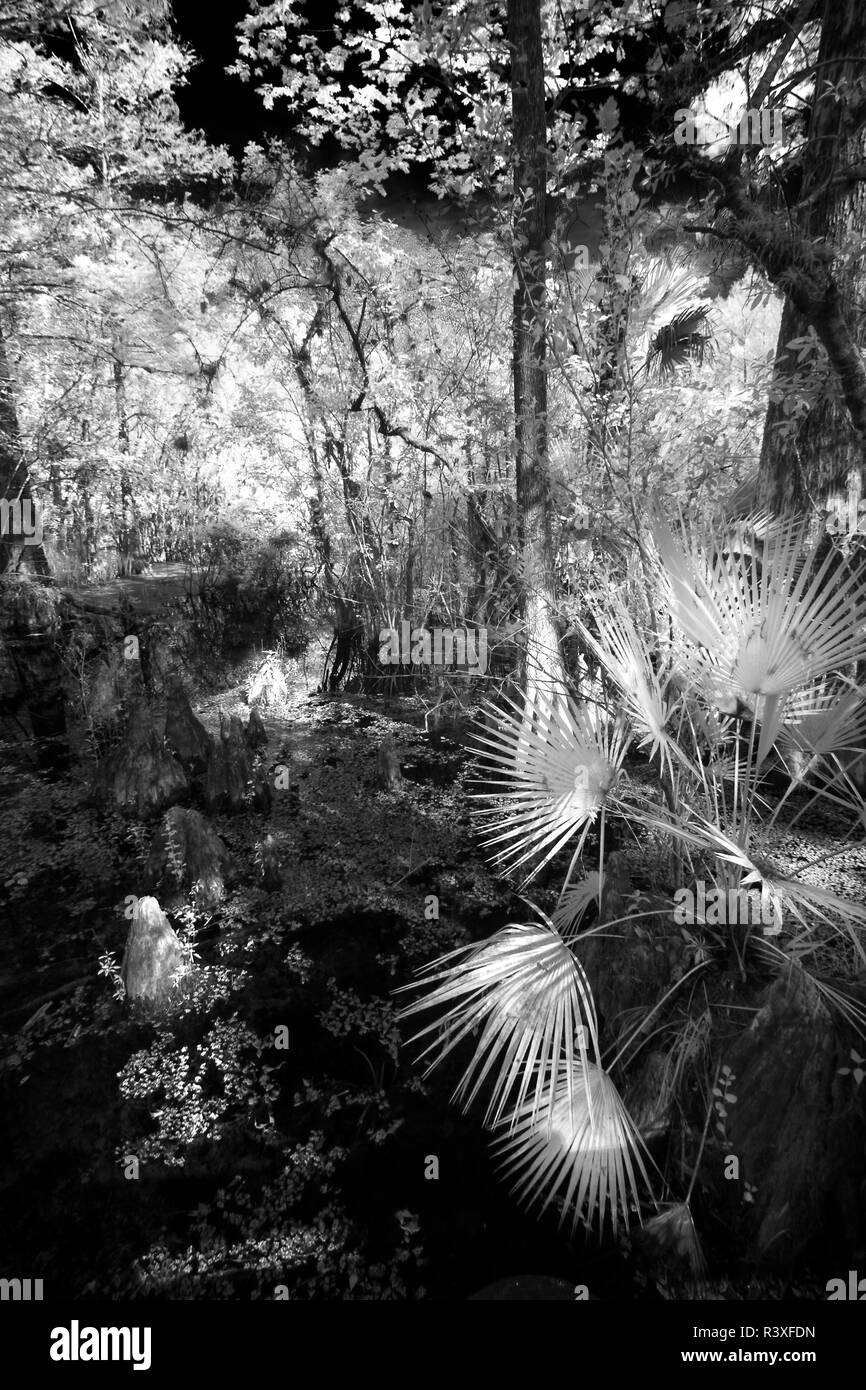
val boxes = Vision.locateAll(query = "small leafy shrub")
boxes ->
[318,980,401,1063]
[0,571,60,634]
[116,1015,278,1167]
[398,914,471,968]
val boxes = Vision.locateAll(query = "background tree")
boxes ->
[757,0,866,524]
[0,0,230,574]
[230,1,843,684]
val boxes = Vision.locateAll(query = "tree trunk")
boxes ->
[113,354,137,573]
[758,0,866,520]
[121,895,185,1007]
[145,806,234,911]
[164,676,213,773]
[98,699,188,818]
[245,706,268,752]
[508,0,563,713]
[292,301,369,690]
[465,447,491,624]
[204,710,251,814]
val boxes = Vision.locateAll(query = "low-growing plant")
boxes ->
[397,509,866,1253]
[116,1015,279,1167]
[118,1135,425,1300]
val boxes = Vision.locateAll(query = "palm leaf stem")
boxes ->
[685,1065,719,1208]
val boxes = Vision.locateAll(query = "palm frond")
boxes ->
[743,869,866,968]
[568,598,681,779]
[780,683,866,778]
[396,919,600,1131]
[553,872,600,939]
[645,306,714,378]
[632,249,708,340]
[629,804,866,962]
[491,1059,652,1236]
[652,514,866,763]
[468,690,629,882]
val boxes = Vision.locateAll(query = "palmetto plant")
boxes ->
[397,914,652,1235]
[398,918,598,1125]
[467,688,630,884]
[630,250,715,381]
[491,1057,653,1236]
[652,514,866,762]
[398,508,866,1245]
[560,246,715,386]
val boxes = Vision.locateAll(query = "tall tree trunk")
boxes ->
[79,467,96,571]
[404,519,415,615]
[290,306,369,689]
[758,0,866,521]
[113,354,137,573]
[508,0,563,709]
[465,446,491,624]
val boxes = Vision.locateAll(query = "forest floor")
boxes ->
[0,639,857,1300]
[59,562,206,615]
[1,647,605,1300]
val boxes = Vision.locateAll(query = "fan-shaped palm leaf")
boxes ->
[468,690,629,882]
[653,514,866,763]
[568,598,681,779]
[630,249,709,353]
[396,919,600,1130]
[552,872,600,939]
[780,683,866,778]
[742,868,866,966]
[491,1059,651,1236]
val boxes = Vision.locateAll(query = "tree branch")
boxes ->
[317,242,455,473]
[751,0,819,113]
